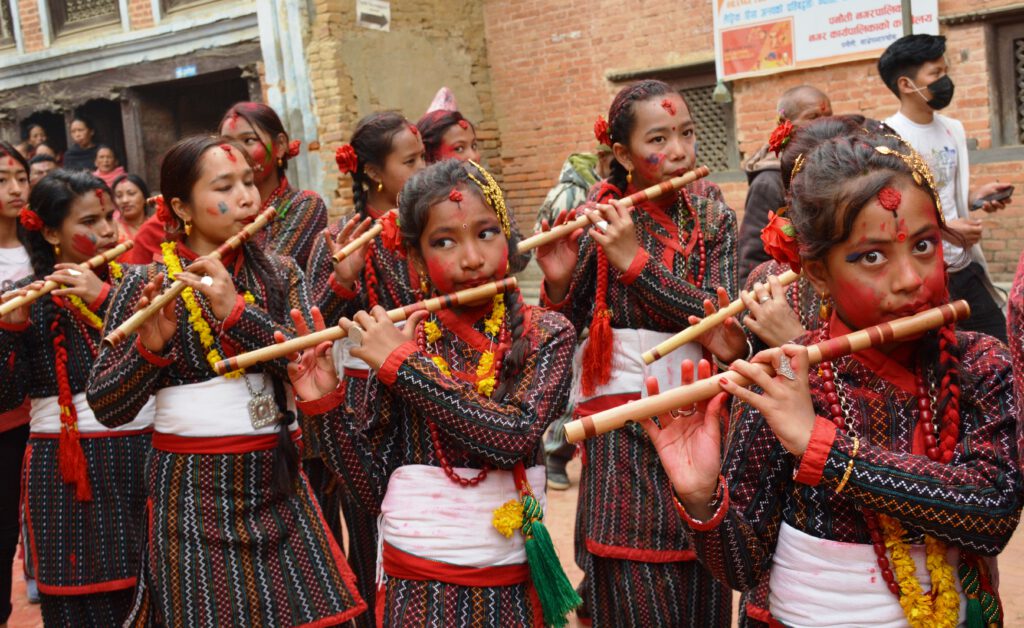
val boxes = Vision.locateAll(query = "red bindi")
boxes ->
[878,187,901,212]
[661,98,677,116]
[220,144,237,162]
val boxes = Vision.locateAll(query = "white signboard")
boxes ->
[357,0,390,32]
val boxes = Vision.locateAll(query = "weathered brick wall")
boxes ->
[483,0,1024,282]
[306,0,503,219]
[127,0,155,30]
[17,0,43,51]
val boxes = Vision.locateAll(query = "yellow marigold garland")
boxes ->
[161,242,254,378]
[492,499,524,538]
[108,261,123,282]
[65,295,103,330]
[425,294,503,396]
[878,514,960,628]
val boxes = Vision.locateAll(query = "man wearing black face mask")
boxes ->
[878,34,1011,342]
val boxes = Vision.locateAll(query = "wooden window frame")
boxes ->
[47,0,120,37]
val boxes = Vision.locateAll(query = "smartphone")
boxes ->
[971,185,1014,210]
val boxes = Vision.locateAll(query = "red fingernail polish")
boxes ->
[718,377,729,386]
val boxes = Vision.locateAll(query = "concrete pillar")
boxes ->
[255,0,324,195]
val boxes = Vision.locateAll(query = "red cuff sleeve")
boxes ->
[135,336,173,367]
[0,319,30,332]
[673,476,730,532]
[328,275,359,299]
[793,416,838,486]
[540,282,569,310]
[376,340,418,386]
[296,382,347,415]
[87,283,111,311]
[619,248,650,285]
[220,294,247,332]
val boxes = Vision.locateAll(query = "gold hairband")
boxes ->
[465,160,512,237]
[874,145,944,222]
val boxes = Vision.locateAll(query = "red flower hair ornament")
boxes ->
[287,140,301,158]
[594,116,612,147]
[153,195,175,226]
[379,210,404,257]
[19,207,43,231]
[760,210,801,273]
[335,144,358,174]
[767,119,794,156]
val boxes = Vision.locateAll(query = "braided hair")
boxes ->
[605,80,678,194]
[347,112,411,217]
[399,160,531,400]
[789,131,964,461]
[160,135,299,492]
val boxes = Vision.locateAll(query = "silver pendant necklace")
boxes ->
[243,374,279,429]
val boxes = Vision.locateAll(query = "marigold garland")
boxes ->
[161,242,254,378]
[492,499,524,538]
[424,294,504,396]
[65,295,103,330]
[108,261,123,282]
[878,514,960,628]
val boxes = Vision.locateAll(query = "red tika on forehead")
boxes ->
[457,119,469,129]
[409,124,420,136]
[661,98,677,116]
[449,188,463,203]
[95,189,104,202]
[219,144,237,162]
[878,187,901,212]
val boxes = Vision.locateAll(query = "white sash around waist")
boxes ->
[570,328,702,406]
[30,392,154,433]
[154,374,296,437]
[379,464,546,570]
[769,522,966,627]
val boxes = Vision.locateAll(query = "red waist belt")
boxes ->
[382,541,530,587]
[152,428,302,454]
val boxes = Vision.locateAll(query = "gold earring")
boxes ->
[627,170,633,185]
[420,275,429,295]
[819,291,832,321]
[376,181,383,193]
[53,243,60,256]
[185,221,192,236]
[277,157,284,167]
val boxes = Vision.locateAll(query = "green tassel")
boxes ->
[521,494,581,627]
[965,597,984,628]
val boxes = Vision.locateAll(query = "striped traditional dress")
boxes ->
[0,266,151,627]
[542,184,736,627]
[87,243,366,627]
[302,303,574,627]
[305,209,421,626]
[688,323,1021,627]
[1010,249,1024,473]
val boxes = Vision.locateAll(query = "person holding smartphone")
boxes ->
[879,34,1011,342]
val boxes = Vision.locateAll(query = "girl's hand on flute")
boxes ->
[721,345,816,456]
[174,257,237,321]
[275,307,340,401]
[328,217,373,289]
[48,264,105,305]
[587,199,640,273]
[137,274,178,353]
[741,276,805,347]
[641,359,726,520]
[342,306,429,372]
[0,281,44,325]
[536,208,583,302]
[688,286,749,364]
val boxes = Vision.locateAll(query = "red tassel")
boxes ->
[52,310,93,502]
[581,249,613,396]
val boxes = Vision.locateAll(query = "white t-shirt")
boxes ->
[884,112,963,262]
[0,245,32,293]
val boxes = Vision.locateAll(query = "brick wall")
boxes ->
[482,0,1024,282]
[305,0,503,219]
[17,0,43,51]
[127,0,155,30]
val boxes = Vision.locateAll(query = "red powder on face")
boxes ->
[227,112,239,131]
[425,258,455,294]
[95,189,103,202]
[220,144,237,162]
[458,119,469,129]
[6,157,14,167]
[438,143,459,160]
[409,125,419,136]
[72,233,97,256]
[878,187,901,212]
[206,206,220,216]
[661,98,677,116]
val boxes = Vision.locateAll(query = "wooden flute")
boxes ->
[515,165,711,253]
[102,206,279,347]
[211,277,519,375]
[642,269,802,364]
[565,300,970,443]
[0,240,134,316]
[332,221,385,262]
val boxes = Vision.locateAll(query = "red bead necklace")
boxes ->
[415,313,511,487]
[817,327,960,599]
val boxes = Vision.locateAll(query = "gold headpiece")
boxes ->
[874,145,944,223]
[465,160,512,237]
[789,153,806,181]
